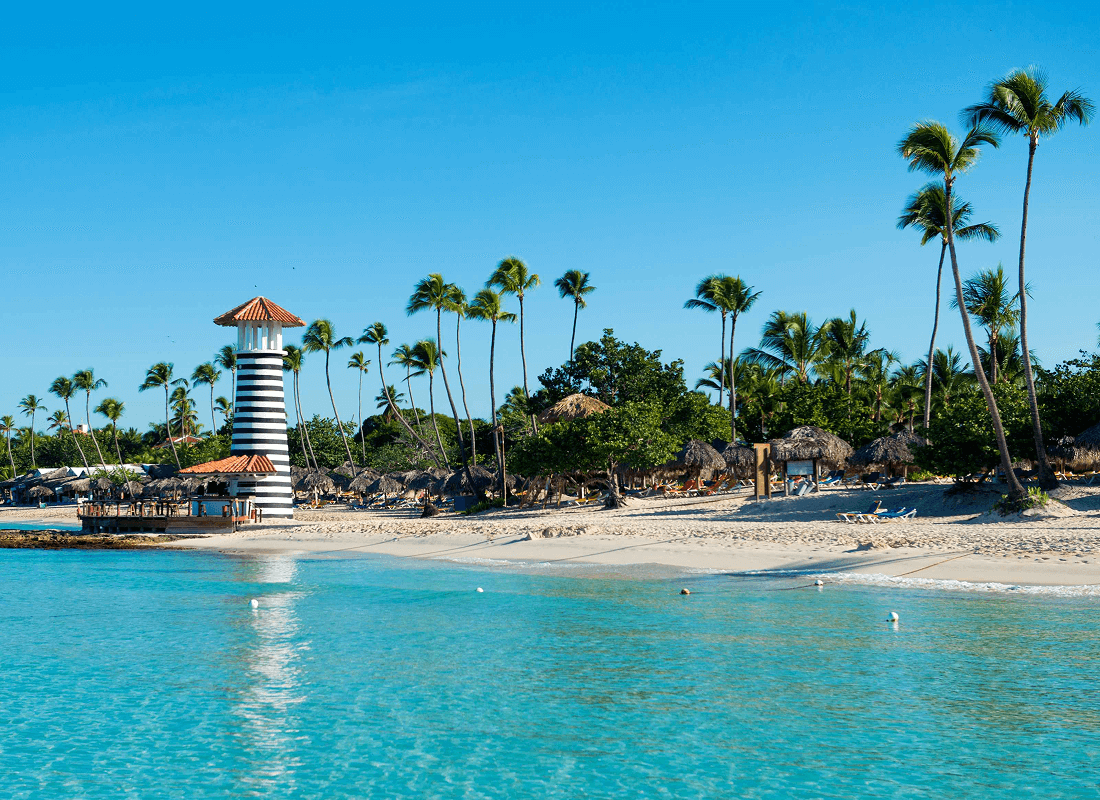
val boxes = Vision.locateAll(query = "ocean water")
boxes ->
[1,550,1097,799]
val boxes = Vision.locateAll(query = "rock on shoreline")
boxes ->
[0,530,198,550]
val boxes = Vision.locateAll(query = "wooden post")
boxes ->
[783,461,790,496]
[813,459,820,493]
[753,443,771,500]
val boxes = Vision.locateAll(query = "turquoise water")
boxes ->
[0,521,82,531]
[1,550,1097,799]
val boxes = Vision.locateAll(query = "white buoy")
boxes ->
[250,598,259,609]
[888,611,899,622]
[476,587,484,593]
[814,579,824,586]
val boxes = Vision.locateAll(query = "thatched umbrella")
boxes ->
[538,393,611,425]
[1073,421,1100,453]
[362,475,404,497]
[721,443,755,476]
[297,471,336,495]
[333,461,359,477]
[443,464,494,495]
[61,476,92,494]
[93,476,114,494]
[665,439,726,479]
[849,430,929,471]
[769,426,853,469]
[349,470,385,494]
[427,467,450,479]
[405,470,438,491]
[26,485,57,501]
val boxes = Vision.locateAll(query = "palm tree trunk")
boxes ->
[435,311,468,469]
[489,319,504,495]
[164,387,181,468]
[324,350,356,467]
[718,312,727,409]
[376,345,443,468]
[406,366,423,433]
[518,295,537,434]
[455,314,476,460]
[6,432,14,476]
[728,316,737,442]
[945,179,1024,498]
[569,301,579,360]
[426,372,449,466]
[86,394,109,472]
[291,372,311,468]
[1018,136,1055,487]
[922,242,947,432]
[990,332,999,384]
[63,399,89,470]
[358,369,366,462]
[28,416,36,469]
[210,385,217,435]
[112,424,128,497]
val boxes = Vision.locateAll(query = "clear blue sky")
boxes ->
[3,2,1098,432]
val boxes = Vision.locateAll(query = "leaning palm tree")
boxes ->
[964,68,1093,487]
[488,257,541,433]
[283,344,318,469]
[389,343,425,434]
[468,288,517,490]
[950,264,1022,384]
[94,398,127,470]
[411,338,449,465]
[73,369,110,471]
[898,182,1000,431]
[0,415,16,476]
[139,362,186,468]
[215,345,238,405]
[408,274,469,464]
[347,351,372,462]
[898,120,1025,499]
[302,319,356,467]
[191,362,222,435]
[555,269,596,359]
[359,322,442,466]
[446,285,477,460]
[48,376,90,470]
[741,311,824,384]
[17,395,45,469]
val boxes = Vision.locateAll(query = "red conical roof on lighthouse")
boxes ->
[214,297,305,327]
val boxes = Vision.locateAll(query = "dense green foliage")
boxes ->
[915,385,1033,479]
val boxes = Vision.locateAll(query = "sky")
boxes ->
[2,1,1099,433]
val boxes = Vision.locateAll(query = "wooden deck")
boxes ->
[78,501,251,534]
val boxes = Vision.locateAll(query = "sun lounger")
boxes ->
[875,507,917,520]
[836,501,884,523]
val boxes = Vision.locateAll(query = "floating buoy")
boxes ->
[814,579,824,587]
[888,611,899,622]
[680,588,691,595]
[249,598,259,609]
[476,587,484,593]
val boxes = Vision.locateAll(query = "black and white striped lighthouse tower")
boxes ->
[214,297,304,519]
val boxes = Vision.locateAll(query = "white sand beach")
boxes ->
[8,482,1098,587]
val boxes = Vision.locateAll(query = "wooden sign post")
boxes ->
[753,443,771,500]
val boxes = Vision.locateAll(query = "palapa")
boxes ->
[538,393,611,425]
[404,470,438,491]
[362,475,404,496]
[1073,421,1100,452]
[768,426,853,468]
[664,439,726,478]
[297,471,336,494]
[348,469,384,494]
[849,430,929,468]
[25,485,57,500]
[721,443,755,473]
[443,464,494,495]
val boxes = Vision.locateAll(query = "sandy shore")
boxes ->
[5,483,1100,587]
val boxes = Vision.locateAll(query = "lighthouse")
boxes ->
[213,297,304,519]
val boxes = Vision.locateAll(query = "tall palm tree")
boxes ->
[898,121,1025,498]
[446,286,477,460]
[555,269,596,359]
[47,410,69,436]
[978,333,1037,385]
[859,350,900,423]
[488,257,541,433]
[389,343,424,434]
[48,376,90,470]
[283,344,318,469]
[191,362,222,435]
[302,319,356,467]
[819,309,877,397]
[94,398,127,470]
[888,365,924,432]
[170,383,198,437]
[468,288,517,489]
[347,351,372,462]
[359,322,442,467]
[408,274,469,464]
[741,311,825,384]
[916,346,975,411]
[0,415,16,476]
[964,68,1093,487]
[17,395,45,469]
[215,345,238,406]
[410,338,449,465]
[73,369,110,471]
[898,182,1000,431]
[950,264,1022,384]
[139,362,186,468]
[215,396,233,427]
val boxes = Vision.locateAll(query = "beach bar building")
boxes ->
[212,297,304,519]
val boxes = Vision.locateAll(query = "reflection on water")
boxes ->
[235,556,308,795]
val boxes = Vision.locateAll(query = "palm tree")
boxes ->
[898,182,1001,431]
[73,369,110,471]
[468,288,517,489]
[302,319,356,467]
[859,350,900,423]
[347,351,372,462]
[191,362,222,435]
[555,269,596,359]
[0,415,16,476]
[917,346,975,412]
[47,410,69,436]
[139,363,186,468]
[888,365,924,432]
[741,311,825,384]
[898,120,1025,498]
[411,338,449,465]
[376,385,405,418]
[819,309,877,397]
[215,345,238,406]
[488,257,540,433]
[95,398,127,469]
[978,333,1038,385]
[964,68,1093,487]
[359,322,442,467]
[408,274,469,464]
[389,343,425,434]
[17,395,45,469]
[48,376,90,470]
[446,286,477,459]
[283,344,318,469]
[215,396,233,427]
[695,360,730,397]
[950,265,1022,384]
[170,383,198,437]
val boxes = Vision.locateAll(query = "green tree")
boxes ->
[73,369,110,471]
[819,309,877,397]
[214,345,238,407]
[95,397,130,492]
[215,397,233,431]
[139,362,186,468]
[411,339,449,465]
[283,344,318,469]
[916,346,975,414]
[17,395,45,469]
[741,311,825,383]
[488,257,541,433]
[0,415,17,475]
[446,286,477,460]
[389,343,425,434]
[950,264,1021,384]
[898,120,1025,499]
[555,269,597,360]
[468,288,517,491]
[302,319,356,467]
[916,385,1032,481]
[48,376,90,470]
[46,410,69,437]
[347,351,372,462]
[191,362,222,435]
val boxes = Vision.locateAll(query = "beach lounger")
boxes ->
[875,507,917,520]
[836,501,884,524]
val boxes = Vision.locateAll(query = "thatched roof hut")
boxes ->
[849,430,929,469]
[769,426,853,469]
[26,485,56,500]
[333,461,359,478]
[296,471,336,495]
[664,440,726,478]
[443,464,494,495]
[1073,421,1100,452]
[404,470,439,491]
[538,393,611,425]
[348,469,385,494]
[361,475,404,496]
[721,443,755,474]
[61,476,92,493]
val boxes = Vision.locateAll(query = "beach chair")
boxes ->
[836,500,884,524]
[875,507,917,521]
[820,470,844,486]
